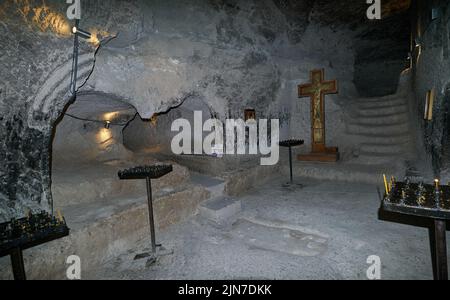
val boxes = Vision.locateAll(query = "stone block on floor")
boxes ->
[199,197,242,226]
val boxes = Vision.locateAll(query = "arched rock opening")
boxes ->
[123,96,214,155]
[50,92,140,209]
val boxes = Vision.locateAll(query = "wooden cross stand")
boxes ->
[298,69,340,162]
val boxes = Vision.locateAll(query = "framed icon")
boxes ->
[244,109,256,121]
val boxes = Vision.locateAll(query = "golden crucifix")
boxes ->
[298,69,340,162]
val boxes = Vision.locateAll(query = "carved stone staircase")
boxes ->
[346,86,415,166]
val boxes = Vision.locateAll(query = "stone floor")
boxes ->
[85,176,448,280]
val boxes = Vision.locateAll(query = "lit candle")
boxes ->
[56,210,64,222]
[383,174,389,195]
[435,179,440,189]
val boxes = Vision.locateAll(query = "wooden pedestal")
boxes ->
[298,147,340,163]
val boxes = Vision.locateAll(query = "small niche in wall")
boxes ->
[424,89,436,121]
[431,8,440,20]
[244,109,256,121]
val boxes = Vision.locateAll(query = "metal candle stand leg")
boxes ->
[279,140,304,188]
[134,177,161,261]
[146,177,157,254]
[434,219,448,280]
[118,165,174,264]
[10,248,26,281]
[288,146,294,184]
[282,145,295,187]
[134,176,174,264]
[282,146,303,188]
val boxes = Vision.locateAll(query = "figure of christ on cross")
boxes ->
[298,69,340,162]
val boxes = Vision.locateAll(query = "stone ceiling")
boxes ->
[276,0,410,28]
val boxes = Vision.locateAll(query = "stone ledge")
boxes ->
[280,161,405,185]
[0,184,209,280]
[224,164,281,197]
[52,161,191,209]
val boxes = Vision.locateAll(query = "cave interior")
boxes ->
[0,0,450,280]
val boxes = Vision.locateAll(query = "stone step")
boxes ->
[359,142,411,155]
[352,151,414,165]
[351,153,398,165]
[190,172,225,199]
[356,109,410,118]
[282,162,405,185]
[347,122,410,136]
[356,105,408,117]
[351,112,409,126]
[355,98,407,109]
[356,90,407,102]
[347,133,411,145]
[199,196,242,226]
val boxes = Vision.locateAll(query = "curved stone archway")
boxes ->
[5,52,98,220]
[50,91,140,209]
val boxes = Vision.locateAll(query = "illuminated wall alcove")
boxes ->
[50,92,140,209]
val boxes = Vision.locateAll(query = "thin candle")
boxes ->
[435,179,440,189]
[383,174,389,195]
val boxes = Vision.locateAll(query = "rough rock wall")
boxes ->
[411,0,450,177]
[119,3,361,157]
[354,12,410,97]
[0,0,410,221]
[309,0,411,98]
[123,96,213,154]
[0,0,91,220]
